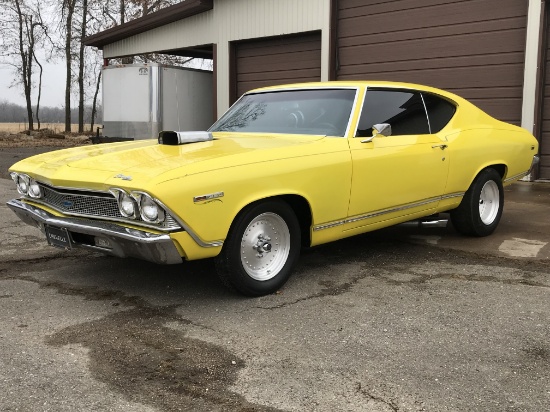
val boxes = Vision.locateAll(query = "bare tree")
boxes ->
[90,69,101,132]
[0,0,48,131]
[32,43,44,129]
[77,0,89,132]
[62,0,76,133]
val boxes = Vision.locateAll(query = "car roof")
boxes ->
[248,81,464,104]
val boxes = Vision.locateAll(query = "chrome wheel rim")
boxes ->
[479,180,500,225]
[240,212,290,281]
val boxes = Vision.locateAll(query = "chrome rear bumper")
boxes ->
[7,199,183,264]
[530,154,540,173]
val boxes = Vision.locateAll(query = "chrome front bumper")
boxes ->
[7,199,183,264]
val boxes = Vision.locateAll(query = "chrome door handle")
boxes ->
[432,144,448,150]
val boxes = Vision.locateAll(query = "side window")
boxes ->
[356,89,429,137]
[422,93,456,133]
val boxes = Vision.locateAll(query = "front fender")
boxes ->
[155,151,353,246]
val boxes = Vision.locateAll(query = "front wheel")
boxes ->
[215,200,301,296]
[450,168,504,237]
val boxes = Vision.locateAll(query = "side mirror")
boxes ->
[373,123,392,137]
[360,123,392,143]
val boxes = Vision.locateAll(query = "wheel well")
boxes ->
[232,195,313,248]
[485,164,506,180]
[279,195,312,247]
[229,195,312,247]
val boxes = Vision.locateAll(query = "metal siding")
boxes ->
[103,0,328,56]
[336,0,528,125]
[102,0,331,116]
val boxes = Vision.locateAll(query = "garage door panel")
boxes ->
[337,0,527,125]
[238,76,319,94]
[234,31,321,99]
[237,51,321,73]
[237,40,321,57]
[238,68,322,83]
[540,10,550,179]
[467,99,523,124]
[541,119,550,132]
[337,54,524,79]
[339,0,524,19]
[448,87,524,101]
[338,30,526,67]
[340,18,526,48]
[542,99,550,118]
[338,64,524,90]
[340,0,526,32]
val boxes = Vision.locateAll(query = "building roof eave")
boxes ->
[83,0,214,49]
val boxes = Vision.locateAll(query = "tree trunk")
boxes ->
[78,0,88,133]
[64,0,75,133]
[120,0,125,24]
[33,45,43,130]
[90,70,101,132]
[15,0,33,132]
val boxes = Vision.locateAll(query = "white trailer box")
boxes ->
[102,64,213,140]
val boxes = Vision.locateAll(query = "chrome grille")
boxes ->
[43,186,119,218]
[37,184,181,231]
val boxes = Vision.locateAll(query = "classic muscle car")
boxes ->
[7,81,539,296]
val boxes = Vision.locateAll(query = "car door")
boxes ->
[346,88,450,230]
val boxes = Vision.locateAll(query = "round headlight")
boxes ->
[139,194,165,223]
[12,173,30,195]
[28,179,42,198]
[120,193,137,218]
[110,188,137,219]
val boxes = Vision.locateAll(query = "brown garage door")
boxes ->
[539,13,550,180]
[232,31,322,101]
[336,0,528,125]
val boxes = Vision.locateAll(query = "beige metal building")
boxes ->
[85,0,549,180]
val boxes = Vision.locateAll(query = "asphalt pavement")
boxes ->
[0,177,549,411]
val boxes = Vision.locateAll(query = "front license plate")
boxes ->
[45,226,72,249]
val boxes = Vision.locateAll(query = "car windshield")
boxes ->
[209,88,357,137]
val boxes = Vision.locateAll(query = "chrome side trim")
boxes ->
[7,199,183,265]
[352,88,367,138]
[420,93,432,134]
[346,196,440,224]
[313,193,465,232]
[312,220,346,232]
[138,197,224,248]
[440,192,465,200]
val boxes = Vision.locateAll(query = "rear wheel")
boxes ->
[215,200,301,296]
[450,168,504,237]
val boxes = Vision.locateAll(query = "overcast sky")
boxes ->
[0,61,68,108]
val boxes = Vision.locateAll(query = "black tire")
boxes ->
[450,168,504,237]
[215,199,301,296]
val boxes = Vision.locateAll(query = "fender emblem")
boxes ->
[114,174,132,181]
[194,191,224,203]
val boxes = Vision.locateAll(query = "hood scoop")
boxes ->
[158,131,213,145]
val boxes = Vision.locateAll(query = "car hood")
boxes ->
[10,133,329,189]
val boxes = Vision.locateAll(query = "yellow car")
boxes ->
[7,81,539,296]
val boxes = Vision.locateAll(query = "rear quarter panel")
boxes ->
[445,126,538,195]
